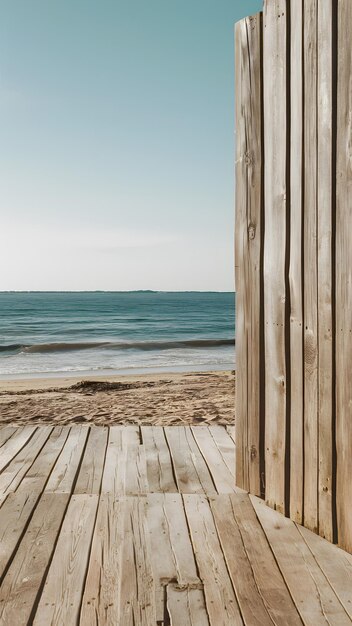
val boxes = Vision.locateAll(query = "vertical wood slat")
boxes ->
[263,0,287,514]
[303,0,319,533]
[336,0,352,554]
[317,0,333,542]
[235,13,262,496]
[289,0,304,525]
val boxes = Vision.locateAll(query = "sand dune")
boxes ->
[0,370,235,426]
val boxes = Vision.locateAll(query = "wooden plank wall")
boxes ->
[235,0,352,553]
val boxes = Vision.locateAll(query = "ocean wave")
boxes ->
[0,338,235,356]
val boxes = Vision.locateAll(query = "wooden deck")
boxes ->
[0,425,352,625]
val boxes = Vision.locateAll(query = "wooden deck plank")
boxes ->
[74,426,108,494]
[147,493,200,622]
[141,426,177,492]
[164,427,216,494]
[101,426,142,495]
[44,425,89,493]
[208,426,235,477]
[0,426,37,473]
[210,494,285,625]
[0,493,69,626]
[252,496,351,624]
[191,426,236,493]
[0,427,53,502]
[166,584,210,626]
[80,495,123,625]
[183,494,243,625]
[33,494,99,626]
[118,497,157,625]
[298,524,352,619]
[0,428,70,578]
[0,427,18,448]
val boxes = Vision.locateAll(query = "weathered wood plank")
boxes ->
[252,496,351,624]
[166,584,210,626]
[235,12,262,496]
[263,0,287,514]
[303,0,319,533]
[298,524,352,619]
[317,0,333,543]
[289,0,304,526]
[101,426,143,495]
[33,494,99,625]
[208,426,235,477]
[118,497,157,625]
[0,426,37,473]
[191,427,236,493]
[74,426,108,495]
[183,494,243,625]
[141,426,177,492]
[0,493,69,626]
[44,425,89,493]
[336,0,352,554]
[80,495,123,625]
[147,493,200,622]
[0,427,52,502]
[0,427,18,448]
[214,493,302,625]
[164,427,216,494]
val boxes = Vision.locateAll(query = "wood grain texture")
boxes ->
[317,0,333,542]
[184,494,243,626]
[252,496,351,625]
[164,427,216,494]
[263,0,287,514]
[336,0,352,554]
[235,12,263,496]
[33,494,99,626]
[289,0,304,525]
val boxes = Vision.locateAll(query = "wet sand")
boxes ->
[0,370,235,426]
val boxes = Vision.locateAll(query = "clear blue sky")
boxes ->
[0,0,262,291]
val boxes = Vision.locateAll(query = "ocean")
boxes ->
[0,292,235,379]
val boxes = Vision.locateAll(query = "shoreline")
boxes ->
[0,369,236,427]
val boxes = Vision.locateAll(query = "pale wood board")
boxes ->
[0,493,70,626]
[263,0,287,514]
[166,584,210,626]
[317,0,333,543]
[191,426,236,493]
[252,496,351,624]
[336,0,352,553]
[235,12,262,496]
[0,427,37,473]
[0,427,53,502]
[33,494,99,626]
[80,495,123,626]
[183,494,243,625]
[147,493,200,622]
[303,0,319,534]
[0,427,18,448]
[229,493,302,625]
[289,0,304,526]
[44,425,89,493]
[141,426,177,492]
[208,425,235,477]
[164,427,216,494]
[74,426,108,494]
[117,497,157,625]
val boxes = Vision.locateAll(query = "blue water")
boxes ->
[0,292,235,378]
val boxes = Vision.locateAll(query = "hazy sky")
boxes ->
[0,0,262,291]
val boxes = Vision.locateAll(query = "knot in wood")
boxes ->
[244,151,253,166]
[250,445,257,460]
[248,223,256,240]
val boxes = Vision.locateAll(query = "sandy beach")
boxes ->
[0,370,235,426]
